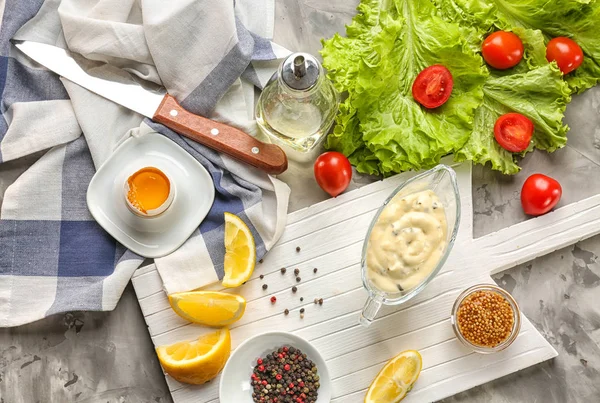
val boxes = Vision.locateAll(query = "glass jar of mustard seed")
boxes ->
[451,284,521,354]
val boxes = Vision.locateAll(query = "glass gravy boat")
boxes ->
[359,164,461,327]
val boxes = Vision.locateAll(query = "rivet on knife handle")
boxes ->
[153,94,288,175]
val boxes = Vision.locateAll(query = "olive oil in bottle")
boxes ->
[256,53,339,158]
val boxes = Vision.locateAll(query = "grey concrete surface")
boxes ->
[2,1,600,402]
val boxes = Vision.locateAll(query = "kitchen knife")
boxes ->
[15,41,288,175]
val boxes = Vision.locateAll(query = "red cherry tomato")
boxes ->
[546,37,584,75]
[314,152,352,197]
[482,31,524,70]
[493,113,534,153]
[521,174,562,216]
[412,65,454,109]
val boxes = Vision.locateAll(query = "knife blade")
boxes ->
[15,41,288,175]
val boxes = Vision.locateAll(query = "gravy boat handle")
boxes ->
[359,296,383,327]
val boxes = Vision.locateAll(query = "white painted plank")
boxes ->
[138,287,170,317]
[132,263,158,278]
[287,157,467,226]
[132,268,164,299]
[132,161,564,403]
[474,194,600,275]
[146,263,362,337]
[139,241,363,318]
[332,326,554,403]
[160,268,471,399]
[161,267,486,399]
[169,318,552,403]
[326,320,458,380]
[281,184,398,244]
[286,177,399,226]
[151,266,469,349]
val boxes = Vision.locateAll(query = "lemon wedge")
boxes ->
[156,329,231,385]
[365,350,422,403]
[168,291,246,327]
[222,212,256,288]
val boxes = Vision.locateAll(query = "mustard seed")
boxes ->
[457,290,515,347]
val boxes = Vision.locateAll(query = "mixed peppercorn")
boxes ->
[257,248,325,318]
[251,346,320,403]
[456,290,515,347]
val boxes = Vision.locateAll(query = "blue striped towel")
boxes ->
[0,0,290,327]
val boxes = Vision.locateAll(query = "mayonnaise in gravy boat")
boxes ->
[366,190,448,293]
[359,164,460,327]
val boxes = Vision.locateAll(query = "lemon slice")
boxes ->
[365,350,422,403]
[222,212,256,288]
[168,291,246,327]
[156,329,231,385]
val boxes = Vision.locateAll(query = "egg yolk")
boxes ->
[127,167,170,214]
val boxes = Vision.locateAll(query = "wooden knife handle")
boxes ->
[153,94,288,175]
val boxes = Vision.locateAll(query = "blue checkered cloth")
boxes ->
[0,0,290,327]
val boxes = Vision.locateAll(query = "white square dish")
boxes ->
[87,132,215,258]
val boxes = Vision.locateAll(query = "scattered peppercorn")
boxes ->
[294,268,300,275]
[296,246,301,252]
[296,277,301,282]
[457,290,515,347]
[313,268,318,274]
[292,286,297,293]
[300,308,305,314]
[300,297,304,302]
[260,274,264,280]
[281,267,287,274]
[318,299,323,305]
[270,296,277,304]
[262,284,268,290]
[251,346,320,403]
[284,309,289,315]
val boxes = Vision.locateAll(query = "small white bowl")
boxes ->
[219,331,331,403]
[123,166,176,218]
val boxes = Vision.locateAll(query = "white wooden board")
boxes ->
[132,160,600,402]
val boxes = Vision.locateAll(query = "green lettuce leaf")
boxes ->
[322,0,488,175]
[455,63,571,173]
[320,0,388,94]
[322,0,583,176]
[430,0,496,49]
[431,0,600,93]
[454,28,571,172]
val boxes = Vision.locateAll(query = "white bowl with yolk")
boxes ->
[124,166,175,217]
